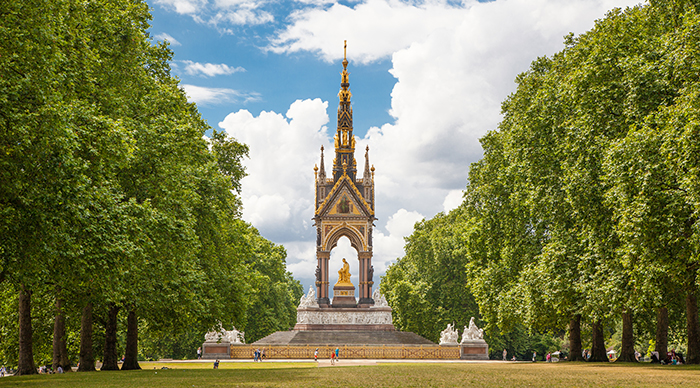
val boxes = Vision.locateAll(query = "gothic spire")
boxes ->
[363,145,371,182]
[318,145,326,181]
[333,40,356,182]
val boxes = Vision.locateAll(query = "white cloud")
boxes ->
[180,60,245,77]
[443,190,463,213]
[217,0,644,288]
[153,32,182,46]
[219,98,331,243]
[154,0,207,15]
[154,0,274,29]
[209,9,274,26]
[181,84,261,106]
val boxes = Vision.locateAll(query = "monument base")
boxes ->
[331,284,357,308]
[294,306,394,331]
[202,341,230,359]
[459,340,489,360]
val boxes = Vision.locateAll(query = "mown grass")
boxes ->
[1,361,699,387]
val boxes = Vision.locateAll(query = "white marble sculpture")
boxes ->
[296,309,393,325]
[461,317,484,342]
[439,323,459,345]
[204,322,245,344]
[371,288,388,307]
[298,285,319,309]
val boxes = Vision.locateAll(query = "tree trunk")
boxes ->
[568,314,584,361]
[617,310,637,362]
[686,288,700,364]
[77,302,96,372]
[101,303,120,371]
[17,285,37,375]
[52,297,72,372]
[121,309,141,370]
[655,306,668,361]
[588,320,608,362]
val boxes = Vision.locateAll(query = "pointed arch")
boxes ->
[325,225,365,253]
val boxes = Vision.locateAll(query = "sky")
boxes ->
[146,0,643,294]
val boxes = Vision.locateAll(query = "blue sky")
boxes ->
[146,0,643,295]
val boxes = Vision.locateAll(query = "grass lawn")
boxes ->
[1,361,699,387]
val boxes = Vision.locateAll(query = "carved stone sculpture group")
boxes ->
[204,322,245,344]
[439,317,484,345]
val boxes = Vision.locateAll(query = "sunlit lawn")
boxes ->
[1,361,700,387]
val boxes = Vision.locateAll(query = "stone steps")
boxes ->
[253,330,435,346]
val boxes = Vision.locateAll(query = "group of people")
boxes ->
[37,365,64,374]
[650,349,685,365]
[253,348,266,362]
[312,347,340,364]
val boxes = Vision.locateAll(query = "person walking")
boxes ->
[314,348,319,362]
[330,351,336,365]
[532,351,537,362]
[335,347,339,362]
[197,347,202,359]
[503,349,507,361]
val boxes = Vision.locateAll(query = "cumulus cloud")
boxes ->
[153,32,182,46]
[443,190,463,213]
[179,60,245,77]
[154,0,207,15]
[154,0,274,29]
[181,84,261,106]
[217,0,643,289]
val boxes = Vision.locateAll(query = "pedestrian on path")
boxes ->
[330,352,336,365]
[335,347,339,362]
[503,349,507,361]
[314,348,319,362]
[532,351,537,362]
[197,347,202,359]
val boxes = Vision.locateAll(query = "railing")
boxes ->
[230,344,460,360]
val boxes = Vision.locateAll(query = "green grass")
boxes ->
[1,362,700,387]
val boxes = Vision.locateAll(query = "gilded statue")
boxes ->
[337,258,351,285]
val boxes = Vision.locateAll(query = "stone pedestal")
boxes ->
[460,340,489,360]
[202,341,230,359]
[294,306,394,331]
[331,284,357,308]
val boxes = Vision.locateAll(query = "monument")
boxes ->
[201,323,245,359]
[458,317,489,360]
[249,43,444,355]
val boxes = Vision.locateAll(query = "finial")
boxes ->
[366,145,369,152]
[314,165,318,172]
[321,145,324,152]
[342,41,348,70]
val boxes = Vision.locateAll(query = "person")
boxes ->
[197,347,202,359]
[532,351,537,362]
[314,348,319,362]
[651,351,660,363]
[330,351,336,365]
[214,359,220,369]
[253,348,259,362]
[503,349,507,361]
[546,352,551,362]
[335,347,339,362]
[0,365,5,377]
[261,348,266,362]
[511,355,516,361]
[57,365,63,374]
